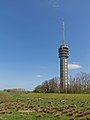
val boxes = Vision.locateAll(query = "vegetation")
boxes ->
[0,72,90,119]
[34,72,90,93]
[33,77,59,93]
[0,91,90,120]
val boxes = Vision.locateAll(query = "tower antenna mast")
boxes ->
[62,19,65,45]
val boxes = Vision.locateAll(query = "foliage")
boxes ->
[34,72,90,93]
[33,77,59,93]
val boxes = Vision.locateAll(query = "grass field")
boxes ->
[0,91,90,120]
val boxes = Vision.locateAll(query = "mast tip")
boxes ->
[62,19,65,45]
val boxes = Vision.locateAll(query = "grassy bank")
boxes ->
[0,91,90,120]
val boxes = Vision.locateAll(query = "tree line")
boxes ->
[33,72,90,93]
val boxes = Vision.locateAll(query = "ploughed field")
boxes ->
[0,92,90,120]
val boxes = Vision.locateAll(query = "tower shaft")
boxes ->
[60,58,68,89]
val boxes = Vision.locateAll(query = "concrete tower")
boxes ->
[58,20,69,90]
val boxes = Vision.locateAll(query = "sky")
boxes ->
[0,0,90,90]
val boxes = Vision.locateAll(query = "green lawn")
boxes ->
[0,91,90,120]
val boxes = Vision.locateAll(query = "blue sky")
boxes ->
[0,0,90,90]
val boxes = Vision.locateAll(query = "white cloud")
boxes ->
[49,0,60,8]
[36,75,43,78]
[68,64,82,70]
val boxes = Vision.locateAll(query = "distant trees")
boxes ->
[68,72,90,93]
[33,72,90,93]
[4,88,27,92]
[33,77,59,93]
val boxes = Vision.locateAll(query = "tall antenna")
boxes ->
[62,19,65,45]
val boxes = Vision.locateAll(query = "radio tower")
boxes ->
[58,20,69,90]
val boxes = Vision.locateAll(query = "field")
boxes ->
[0,91,90,120]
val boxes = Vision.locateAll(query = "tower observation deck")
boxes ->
[58,20,69,90]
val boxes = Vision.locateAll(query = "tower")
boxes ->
[58,20,69,90]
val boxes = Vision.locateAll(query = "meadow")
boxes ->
[0,91,90,120]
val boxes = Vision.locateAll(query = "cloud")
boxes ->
[68,64,82,70]
[49,0,60,8]
[36,75,43,78]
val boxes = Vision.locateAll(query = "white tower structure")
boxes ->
[58,20,69,89]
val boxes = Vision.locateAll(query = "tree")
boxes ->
[69,72,90,93]
[33,77,59,93]
[33,85,43,93]
[49,78,58,93]
[42,80,49,93]
[33,72,90,93]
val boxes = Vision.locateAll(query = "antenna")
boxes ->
[62,19,65,45]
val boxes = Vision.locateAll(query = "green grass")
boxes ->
[0,91,90,120]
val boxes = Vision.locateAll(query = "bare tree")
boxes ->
[69,72,90,93]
